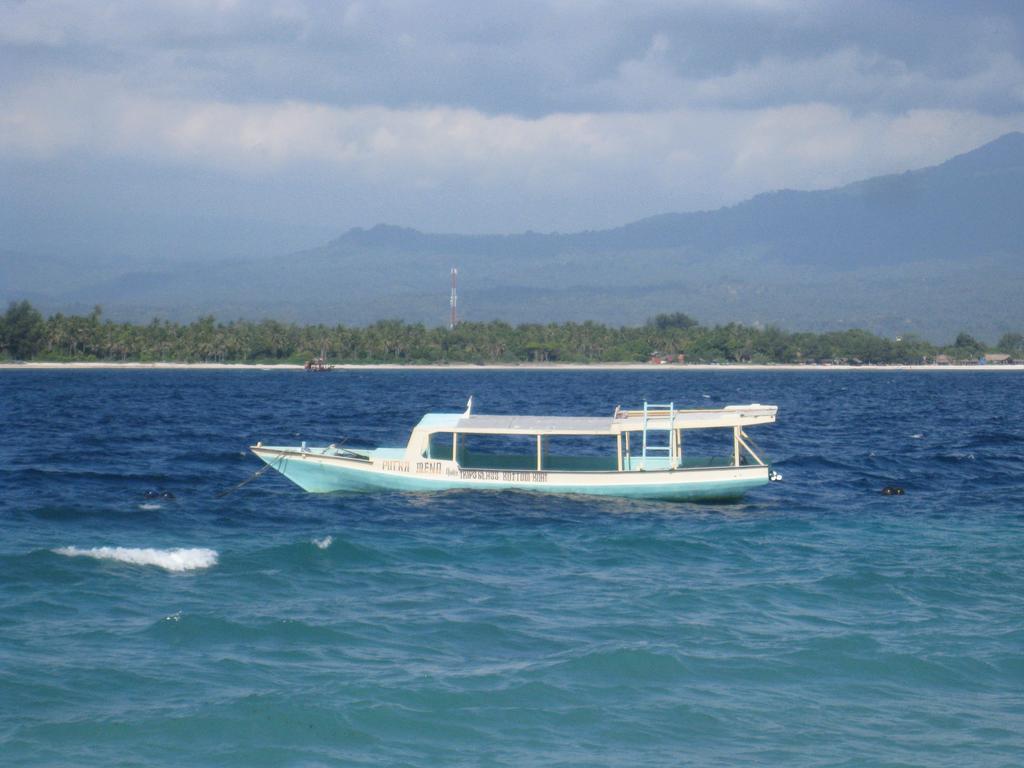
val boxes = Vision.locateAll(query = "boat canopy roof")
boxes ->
[413,405,777,437]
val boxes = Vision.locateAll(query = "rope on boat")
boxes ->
[215,455,283,498]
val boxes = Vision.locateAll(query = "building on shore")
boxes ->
[983,353,1013,365]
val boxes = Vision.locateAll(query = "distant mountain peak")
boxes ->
[330,222,424,247]
[939,131,1024,173]
[324,132,1024,250]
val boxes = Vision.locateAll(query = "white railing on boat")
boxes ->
[619,401,769,471]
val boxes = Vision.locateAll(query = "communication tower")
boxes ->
[449,267,458,329]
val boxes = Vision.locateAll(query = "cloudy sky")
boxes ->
[3,0,1024,259]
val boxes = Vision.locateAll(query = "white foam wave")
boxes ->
[54,546,218,572]
[313,535,333,550]
[139,503,162,510]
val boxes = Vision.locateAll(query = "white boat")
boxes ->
[252,400,779,502]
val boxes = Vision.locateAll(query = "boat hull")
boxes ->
[252,446,770,502]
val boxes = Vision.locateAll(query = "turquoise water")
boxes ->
[1,370,1022,766]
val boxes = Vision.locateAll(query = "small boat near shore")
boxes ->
[252,399,779,502]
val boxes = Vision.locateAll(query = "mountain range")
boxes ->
[3,132,1023,342]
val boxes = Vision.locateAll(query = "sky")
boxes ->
[2,0,1024,260]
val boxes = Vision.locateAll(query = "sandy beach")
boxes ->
[1,361,1021,372]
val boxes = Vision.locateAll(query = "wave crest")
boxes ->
[54,546,218,572]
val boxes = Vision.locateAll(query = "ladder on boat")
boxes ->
[641,401,676,469]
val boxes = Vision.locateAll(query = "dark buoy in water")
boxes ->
[881,485,905,496]
[143,489,160,500]
[160,490,175,500]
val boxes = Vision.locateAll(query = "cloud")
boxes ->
[590,37,1024,116]
[2,1,1024,246]
[4,75,1022,220]
[3,1,1022,115]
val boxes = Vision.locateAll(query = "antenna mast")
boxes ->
[449,267,458,329]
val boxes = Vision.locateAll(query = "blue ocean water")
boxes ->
[1,369,1022,767]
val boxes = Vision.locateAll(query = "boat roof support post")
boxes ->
[641,420,648,470]
[736,429,765,466]
[452,432,458,463]
[536,434,543,471]
[733,426,741,467]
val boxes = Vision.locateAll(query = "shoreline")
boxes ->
[2,361,1022,372]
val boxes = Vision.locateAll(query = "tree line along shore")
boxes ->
[2,301,1022,366]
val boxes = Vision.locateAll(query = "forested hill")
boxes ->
[2,301,1023,366]
[3,133,1023,342]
